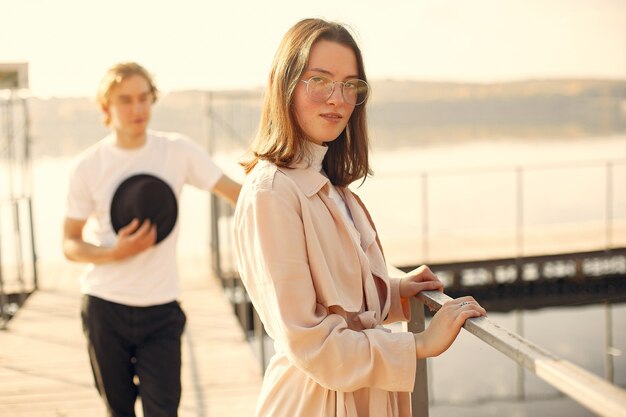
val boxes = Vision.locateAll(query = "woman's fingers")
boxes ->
[414,280,444,293]
[400,265,446,298]
[453,296,487,317]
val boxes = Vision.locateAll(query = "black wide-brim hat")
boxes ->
[110,174,178,244]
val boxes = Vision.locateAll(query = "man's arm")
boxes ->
[211,175,242,207]
[63,217,157,264]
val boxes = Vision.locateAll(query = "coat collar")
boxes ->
[277,166,330,197]
[277,142,331,197]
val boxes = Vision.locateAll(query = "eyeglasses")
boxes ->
[300,76,369,106]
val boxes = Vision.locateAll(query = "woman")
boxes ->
[233,18,486,417]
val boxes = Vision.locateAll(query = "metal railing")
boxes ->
[410,158,626,263]
[0,94,37,329]
[401,273,626,416]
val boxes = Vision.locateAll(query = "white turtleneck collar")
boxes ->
[302,141,329,173]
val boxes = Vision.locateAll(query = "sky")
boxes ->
[3,0,626,98]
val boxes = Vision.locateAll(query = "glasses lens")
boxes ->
[306,76,333,102]
[342,79,369,105]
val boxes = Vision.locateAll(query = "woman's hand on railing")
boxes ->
[413,296,487,359]
[399,265,444,298]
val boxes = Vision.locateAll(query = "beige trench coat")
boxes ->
[234,160,417,417]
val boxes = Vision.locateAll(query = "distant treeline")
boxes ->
[367,79,626,147]
[25,79,626,157]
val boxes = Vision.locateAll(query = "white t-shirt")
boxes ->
[65,130,223,306]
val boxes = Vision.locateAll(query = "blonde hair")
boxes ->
[96,62,159,126]
[242,18,371,187]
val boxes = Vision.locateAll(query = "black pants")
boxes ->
[81,295,187,417]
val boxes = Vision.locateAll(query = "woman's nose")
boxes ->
[326,83,345,105]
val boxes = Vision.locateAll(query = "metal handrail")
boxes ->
[391,263,626,417]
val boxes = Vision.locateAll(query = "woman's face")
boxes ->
[294,40,358,146]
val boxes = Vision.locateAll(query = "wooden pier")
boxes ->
[0,258,262,417]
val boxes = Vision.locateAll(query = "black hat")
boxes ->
[110,174,178,244]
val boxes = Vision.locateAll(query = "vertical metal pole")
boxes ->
[421,173,429,263]
[206,92,215,156]
[206,92,222,279]
[23,98,37,290]
[13,198,25,294]
[0,100,7,327]
[253,308,266,373]
[7,95,26,297]
[516,167,524,259]
[27,198,38,290]
[236,282,249,337]
[515,310,526,400]
[515,167,526,400]
[408,298,429,416]
[210,196,222,279]
[515,167,524,284]
[0,201,6,329]
[605,301,614,383]
[605,161,613,250]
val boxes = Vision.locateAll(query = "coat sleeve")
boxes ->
[384,278,412,324]
[234,183,416,393]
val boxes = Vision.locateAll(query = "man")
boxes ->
[63,62,240,417]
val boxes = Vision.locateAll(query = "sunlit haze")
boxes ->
[3,0,626,98]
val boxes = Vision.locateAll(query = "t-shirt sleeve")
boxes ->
[177,137,223,191]
[65,160,94,220]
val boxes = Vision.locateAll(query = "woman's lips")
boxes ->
[319,112,342,122]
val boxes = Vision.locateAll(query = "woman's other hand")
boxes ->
[399,265,444,298]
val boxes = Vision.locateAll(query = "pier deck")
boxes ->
[0,258,262,416]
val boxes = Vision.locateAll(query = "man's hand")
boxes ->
[113,218,157,259]
[63,217,156,264]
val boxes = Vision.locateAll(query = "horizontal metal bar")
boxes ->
[398,247,626,272]
[376,157,626,179]
[391,266,626,417]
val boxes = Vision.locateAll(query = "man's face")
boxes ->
[104,74,153,138]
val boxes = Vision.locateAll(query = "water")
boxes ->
[2,135,625,415]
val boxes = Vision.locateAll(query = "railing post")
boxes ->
[421,173,429,263]
[0,202,6,328]
[605,301,614,383]
[606,161,613,250]
[236,283,249,337]
[515,166,524,261]
[253,308,267,373]
[408,297,429,416]
[27,197,37,290]
[515,310,526,400]
[209,194,222,278]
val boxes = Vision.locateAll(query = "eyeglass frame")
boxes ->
[299,75,370,106]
